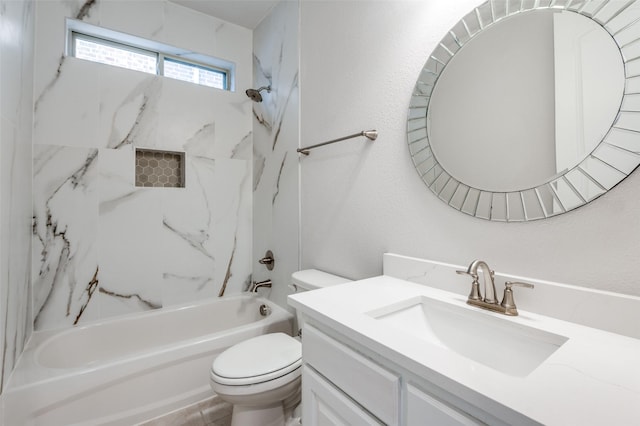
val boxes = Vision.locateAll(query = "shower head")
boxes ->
[245,85,271,102]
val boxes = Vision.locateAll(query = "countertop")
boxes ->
[289,275,640,426]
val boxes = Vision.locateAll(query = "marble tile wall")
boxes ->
[32,0,253,331]
[252,1,300,309]
[0,0,35,391]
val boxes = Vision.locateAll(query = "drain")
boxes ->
[259,304,272,316]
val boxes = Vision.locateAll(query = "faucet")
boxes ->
[456,260,533,316]
[462,259,498,304]
[249,279,272,292]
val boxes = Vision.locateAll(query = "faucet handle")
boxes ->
[456,270,481,301]
[501,281,534,316]
[505,281,534,289]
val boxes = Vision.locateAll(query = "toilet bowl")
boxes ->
[209,269,352,426]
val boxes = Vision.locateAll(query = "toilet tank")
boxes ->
[290,269,352,335]
[291,269,352,292]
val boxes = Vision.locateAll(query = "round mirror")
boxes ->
[408,1,640,221]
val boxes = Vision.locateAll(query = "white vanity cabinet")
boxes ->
[302,366,383,425]
[290,257,640,425]
[302,324,399,425]
[300,323,493,426]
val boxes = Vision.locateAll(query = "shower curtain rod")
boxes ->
[297,130,378,155]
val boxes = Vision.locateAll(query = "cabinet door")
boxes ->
[407,385,483,426]
[303,365,384,426]
[303,325,399,425]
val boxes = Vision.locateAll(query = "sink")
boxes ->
[367,296,568,377]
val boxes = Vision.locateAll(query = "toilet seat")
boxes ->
[211,333,301,386]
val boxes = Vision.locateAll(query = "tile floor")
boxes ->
[137,395,232,426]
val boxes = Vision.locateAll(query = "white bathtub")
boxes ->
[3,295,293,425]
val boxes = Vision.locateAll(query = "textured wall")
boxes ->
[252,1,300,310]
[32,0,253,331]
[0,0,34,391]
[300,0,640,297]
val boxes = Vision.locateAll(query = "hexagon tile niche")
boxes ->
[135,149,185,188]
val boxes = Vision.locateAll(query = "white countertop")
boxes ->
[289,275,640,426]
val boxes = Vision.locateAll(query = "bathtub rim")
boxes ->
[33,293,275,369]
[5,294,292,392]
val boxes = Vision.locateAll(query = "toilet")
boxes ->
[209,269,352,426]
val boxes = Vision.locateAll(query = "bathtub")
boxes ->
[3,295,293,425]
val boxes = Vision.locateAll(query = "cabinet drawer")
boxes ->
[303,325,399,425]
[303,365,384,426]
[407,384,482,426]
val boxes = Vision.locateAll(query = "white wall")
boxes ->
[299,0,640,297]
[0,0,34,391]
[32,0,253,331]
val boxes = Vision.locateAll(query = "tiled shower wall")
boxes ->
[0,0,35,391]
[32,0,253,331]
[252,1,300,310]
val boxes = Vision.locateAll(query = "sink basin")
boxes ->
[367,296,568,377]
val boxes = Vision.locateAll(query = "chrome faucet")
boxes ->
[456,260,533,316]
[249,279,272,292]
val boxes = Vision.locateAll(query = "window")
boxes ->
[67,19,233,91]
[163,58,227,89]
[73,34,157,75]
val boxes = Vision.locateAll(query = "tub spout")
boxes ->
[250,279,272,292]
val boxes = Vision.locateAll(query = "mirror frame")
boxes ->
[408,0,640,222]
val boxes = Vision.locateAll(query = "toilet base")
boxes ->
[231,402,284,426]
[217,377,301,426]
[228,384,301,426]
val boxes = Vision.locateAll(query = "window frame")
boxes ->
[72,32,159,74]
[161,55,228,90]
[66,19,234,91]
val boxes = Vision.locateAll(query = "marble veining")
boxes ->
[272,152,288,205]
[99,189,143,216]
[184,123,216,155]
[98,287,161,310]
[33,147,99,330]
[33,55,65,113]
[252,53,272,88]
[253,152,266,191]
[163,219,214,261]
[252,107,273,131]
[271,72,299,151]
[252,0,300,310]
[108,78,162,150]
[218,236,237,297]
[231,132,252,160]
[75,0,97,20]
[163,272,213,292]
[31,0,253,330]
[73,267,99,325]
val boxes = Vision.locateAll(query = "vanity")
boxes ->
[288,254,640,425]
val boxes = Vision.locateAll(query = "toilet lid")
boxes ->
[212,333,301,384]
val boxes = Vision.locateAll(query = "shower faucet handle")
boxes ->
[258,250,275,271]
